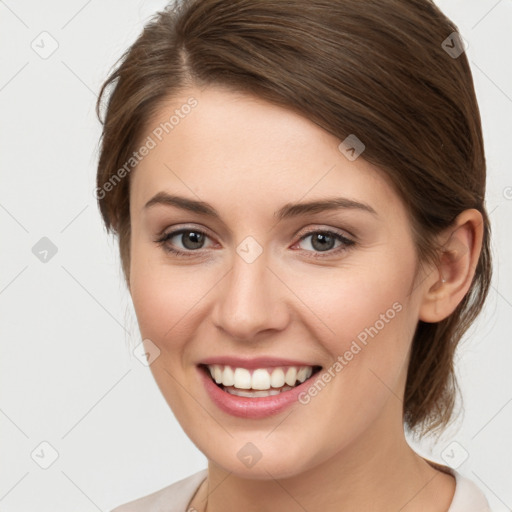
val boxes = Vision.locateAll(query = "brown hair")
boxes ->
[96,0,492,436]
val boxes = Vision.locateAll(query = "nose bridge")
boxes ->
[212,239,288,339]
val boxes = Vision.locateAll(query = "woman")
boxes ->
[96,0,492,510]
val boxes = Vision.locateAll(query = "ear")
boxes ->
[419,209,484,323]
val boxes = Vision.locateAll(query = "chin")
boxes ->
[194,431,327,481]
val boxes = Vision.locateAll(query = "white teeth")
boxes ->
[251,369,271,390]
[285,367,297,386]
[206,364,316,391]
[223,365,235,386]
[213,365,223,384]
[233,367,252,389]
[270,368,285,388]
[226,386,293,397]
[297,366,313,383]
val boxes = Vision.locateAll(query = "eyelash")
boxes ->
[154,227,356,259]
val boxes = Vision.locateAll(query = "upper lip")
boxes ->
[199,356,321,369]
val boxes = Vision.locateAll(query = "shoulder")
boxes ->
[424,458,491,511]
[110,469,208,512]
[448,469,491,512]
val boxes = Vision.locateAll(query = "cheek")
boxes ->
[128,250,211,419]
[279,252,418,355]
[278,252,419,420]
[129,247,217,349]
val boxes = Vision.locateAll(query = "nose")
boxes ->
[211,250,290,341]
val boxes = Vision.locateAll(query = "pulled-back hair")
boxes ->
[96,0,492,435]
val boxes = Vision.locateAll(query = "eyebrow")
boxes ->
[144,192,377,220]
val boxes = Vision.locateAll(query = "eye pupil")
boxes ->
[312,233,335,252]
[182,231,204,250]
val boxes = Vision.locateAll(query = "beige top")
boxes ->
[111,465,491,512]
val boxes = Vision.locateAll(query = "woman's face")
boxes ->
[128,86,431,478]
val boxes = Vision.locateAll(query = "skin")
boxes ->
[127,85,483,511]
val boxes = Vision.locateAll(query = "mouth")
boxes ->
[199,363,323,398]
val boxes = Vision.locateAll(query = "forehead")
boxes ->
[130,86,401,220]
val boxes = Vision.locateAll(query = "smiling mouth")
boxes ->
[200,364,322,397]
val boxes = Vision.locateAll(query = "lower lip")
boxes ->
[198,366,318,419]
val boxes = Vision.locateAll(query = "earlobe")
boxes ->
[419,209,483,323]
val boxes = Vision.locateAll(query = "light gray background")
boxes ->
[0,1,511,510]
